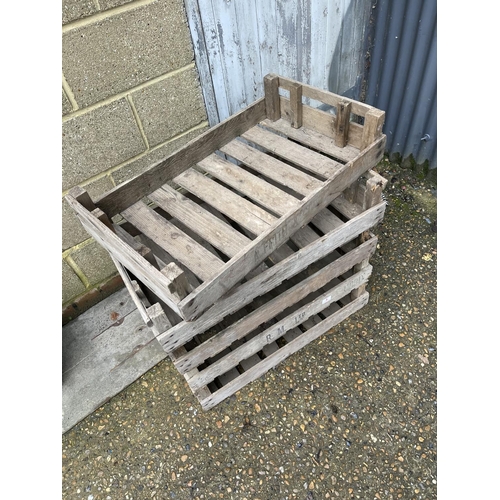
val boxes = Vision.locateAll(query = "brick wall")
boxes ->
[62,0,209,313]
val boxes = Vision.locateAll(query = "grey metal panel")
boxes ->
[184,0,373,124]
[364,0,437,168]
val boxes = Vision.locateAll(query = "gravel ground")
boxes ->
[62,159,437,500]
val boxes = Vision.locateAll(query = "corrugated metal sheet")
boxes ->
[184,0,373,125]
[364,0,437,168]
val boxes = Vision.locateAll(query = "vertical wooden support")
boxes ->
[343,180,358,204]
[114,225,160,270]
[350,177,385,301]
[361,109,385,151]
[91,207,114,230]
[333,100,352,147]
[69,186,95,212]
[147,302,172,337]
[289,82,303,128]
[363,176,384,211]
[162,262,191,301]
[264,74,280,121]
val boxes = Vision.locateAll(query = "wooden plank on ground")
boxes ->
[62,288,167,433]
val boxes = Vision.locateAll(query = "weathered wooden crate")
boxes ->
[129,168,387,410]
[65,74,386,322]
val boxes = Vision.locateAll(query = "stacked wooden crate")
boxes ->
[66,74,387,410]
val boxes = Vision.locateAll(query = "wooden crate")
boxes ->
[127,169,387,410]
[65,74,386,322]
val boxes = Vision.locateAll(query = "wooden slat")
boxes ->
[176,134,386,321]
[114,225,160,269]
[137,234,202,291]
[309,208,344,234]
[173,168,274,235]
[331,194,364,220]
[158,211,383,353]
[230,136,375,228]
[242,125,343,179]
[121,201,224,282]
[161,262,192,301]
[260,118,359,163]
[173,245,375,374]
[95,98,267,217]
[197,154,300,215]
[220,138,322,196]
[220,141,359,235]
[198,293,370,410]
[146,301,212,401]
[148,184,250,258]
[187,267,372,391]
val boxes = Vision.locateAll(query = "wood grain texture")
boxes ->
[176,134,386,321]
[221,138,322,195]
[264,74,280,120]
[148,184,250,258]
[188,268,372,391]
[279,96,363,148]
[289,81,303,128]
[334,100,352,148]
[198,293,370,410]
[260,118,359,163]
[174,168,274,235]
[96,99,267,216]
[197,153,299,215]
[65,193,183,315]
[121,200,224,282]
[158,203,385,351]
[173,243,376,374]
[242,125,343,178]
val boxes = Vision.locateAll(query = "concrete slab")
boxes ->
[62,287,167,433]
